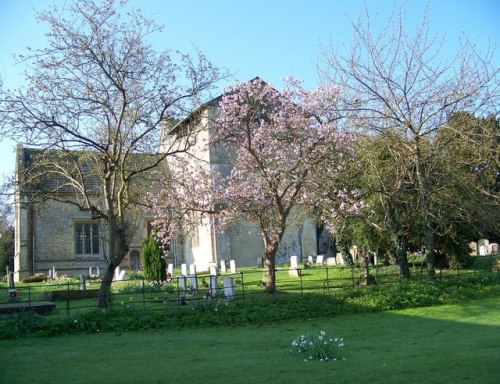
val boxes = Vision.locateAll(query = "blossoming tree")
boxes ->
[154,78,358,293]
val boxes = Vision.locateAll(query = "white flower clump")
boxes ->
[290,330,345,361]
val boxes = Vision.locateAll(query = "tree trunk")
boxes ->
[415,140,437,281]
[425,222,437,281]
[394,233,411,279]
[96,209,129,307]
[262,238,279,293]
[97,263,115,308]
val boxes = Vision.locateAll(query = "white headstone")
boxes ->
[181,263,188,277]
[316,255,324,265]
[220,260,227,274]
[89,266,99,278]
[208,275,217,298]
[188,275,198,292]
[326,257,337,266]
[177,275,186,291]
[478,239,489,255]
[210,265,217,276]
[223,276,235,299]
[167,264,174,278]
[229,260,236,274]
[374,254,378,266]
[189,264,197,275]
[114,266,121,280]
[307,255,314,264]
[290,255,298,269]
[337,253,344,265]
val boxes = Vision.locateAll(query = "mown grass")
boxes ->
[0,296,498,384]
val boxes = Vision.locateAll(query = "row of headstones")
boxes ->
[168,259,237,279]
[169,260,237,299]
[288,253,383,277]
[176,274,235,299]
[470,240,499,256]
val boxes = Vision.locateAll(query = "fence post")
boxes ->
[66,281,70,316]
[240,271,245,300]
[351,266,355,288]
[299,269,303,294]
[325,267,329,292]
[142,279,146,311]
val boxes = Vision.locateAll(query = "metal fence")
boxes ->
[1,261,498,317]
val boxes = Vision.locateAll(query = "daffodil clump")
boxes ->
[290,331,344,361]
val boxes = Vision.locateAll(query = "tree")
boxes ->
[320,6,499,280]
[208,78,356,292]
[0,0,224,306]
[141,234,166,283]
[0,201,14,276]
[430,113,500,263]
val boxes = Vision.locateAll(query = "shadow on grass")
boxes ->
[0,296,499,384]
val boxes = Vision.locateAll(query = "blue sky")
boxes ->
[0,0,499,183]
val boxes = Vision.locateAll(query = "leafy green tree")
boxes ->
[0,201,14,276]
[320,7,498,280]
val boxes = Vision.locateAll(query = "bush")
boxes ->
[141,235,166,283]
[22,273,48,283]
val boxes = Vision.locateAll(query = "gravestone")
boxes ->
[189,264,197,275]
[181,263,188,277]
[308,255,314,264]
[188,275,198,292]
[469,242,478,255]
[230,260,236,274]
[289,255,299,277]
[79,275,86,291]
[478,239,489,256]
[114,266,125,281]
[316,255,324,265]
[326,257,336,266]
[210,265,217,276]
[167,264,174,280]
[89,266,99,278]
[220,260,227,274]
[490,243,499,255]
[223,276,235,299]
[208,275,217,298]
[177,275,186,291]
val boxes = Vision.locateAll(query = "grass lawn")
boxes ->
[1,297,499,384]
